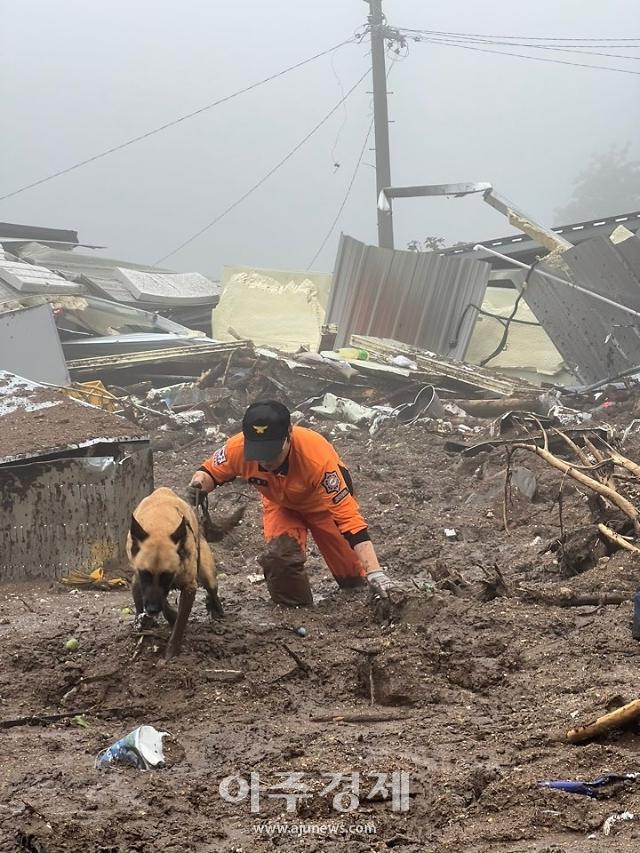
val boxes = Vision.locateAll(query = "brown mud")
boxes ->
[3,409,640,851]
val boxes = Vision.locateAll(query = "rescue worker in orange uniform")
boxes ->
[187,400,396,607]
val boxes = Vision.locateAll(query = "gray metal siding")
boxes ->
[524,235,640,384]
[326,234,490,358]
[0,449,153,580]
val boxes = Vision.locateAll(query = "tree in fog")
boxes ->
[554,144,640,224]
[407,236,467,252]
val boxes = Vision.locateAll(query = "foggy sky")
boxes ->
[1,0,639,278]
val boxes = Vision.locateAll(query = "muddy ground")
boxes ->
[4,402,640,852]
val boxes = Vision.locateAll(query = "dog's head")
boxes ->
[129,515,189,615]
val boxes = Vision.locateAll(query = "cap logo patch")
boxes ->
[253,424,268,435]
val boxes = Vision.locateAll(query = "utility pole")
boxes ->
[366,0,394,249]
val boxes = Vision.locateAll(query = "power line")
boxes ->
[398,27,640,43]
[0,37,357,203]
[398,30,640,60]
[306,114,374,269]
[155,67,371,265]
[412,34,640,61]
[404,34,640,75]
[306,54,396,268]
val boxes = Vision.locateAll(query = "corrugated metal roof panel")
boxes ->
[438,210,640,263]
[78,274,132,302]
[0,278,15,299]
[15,243,219,306]
[16,242,166,274]
[114,267,220,304]
[325,234,490,358]
[0,257,84,294]
[524,234,640,384]
[0,222,79,244]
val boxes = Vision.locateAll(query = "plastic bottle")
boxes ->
[337,347,369,361]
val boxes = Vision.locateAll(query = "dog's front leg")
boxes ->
[165,585,196,659]
[132,574,144,614]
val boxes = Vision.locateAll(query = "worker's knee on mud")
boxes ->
[258,534,306,573]
[258,534,313,607]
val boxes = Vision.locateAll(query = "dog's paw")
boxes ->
[161,644,180,664]
[134,612,159,631]
[206,592,225,619]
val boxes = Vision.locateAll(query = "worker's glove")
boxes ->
[367,569,405,625]
[186,482,206,508]
[366,569,395,597]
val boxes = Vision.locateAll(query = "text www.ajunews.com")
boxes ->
[254,821,377,837]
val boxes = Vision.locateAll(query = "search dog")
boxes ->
[127,487,223,660]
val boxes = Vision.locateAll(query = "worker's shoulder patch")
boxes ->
[332,487,350,505]
[212,446,227,466]
[321,470,341,494]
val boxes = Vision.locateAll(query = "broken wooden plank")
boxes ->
[567,698,640,744]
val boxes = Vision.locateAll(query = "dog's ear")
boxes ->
[130,515,149,543]
[170,516,188,547]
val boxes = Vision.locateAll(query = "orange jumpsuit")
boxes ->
[200,426,368,586]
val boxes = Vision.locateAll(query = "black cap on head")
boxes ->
[242,400,291,461]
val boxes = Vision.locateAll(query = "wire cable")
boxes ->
[399,30,640,60]
[0,37,357,203]
[416,35,639,61]
[306,114,374,269]
[404,34,640,76]
[479,260,539,367]
[306,56,397,269]
[155,67,371,265]
[398,27,640,43]
[329,49,349,167]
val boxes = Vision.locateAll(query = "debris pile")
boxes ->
[2,209,640,850]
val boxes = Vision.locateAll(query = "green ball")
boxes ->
[64,637,79,652]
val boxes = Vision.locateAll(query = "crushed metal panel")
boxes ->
[61,331,205,360]
[464,286,573,384]
[0,371,147,465]
[0,256,84,294]
[65,340,248,378]
[438,210,640,266]
[0,448,153,581]
[524,235,640,384]
[0,276,16,299]
[482,189,572,253]
[78,272,133,303]
[0,221,79,245]
[15,243,219,307]
[617,233,640,272]
[54,293,201,338]
[16,242,171,275]
[351,335,535,397]
[0,304,70,386]
[326,235,489,357]
[114,267,220,304]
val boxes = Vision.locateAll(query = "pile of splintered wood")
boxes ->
[504,417,640,556]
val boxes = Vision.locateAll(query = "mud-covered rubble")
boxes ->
[6,352,640,849]
[102,335,639,459]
